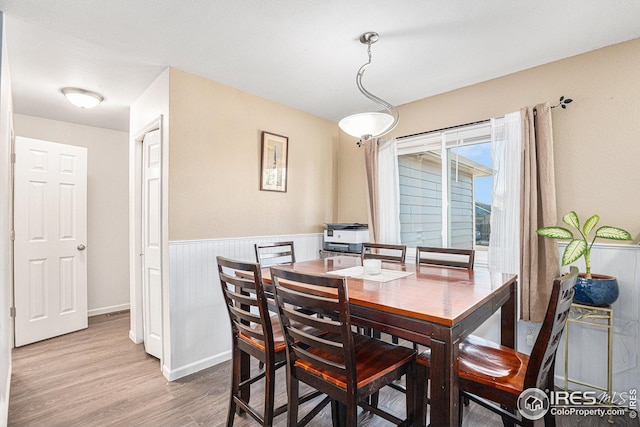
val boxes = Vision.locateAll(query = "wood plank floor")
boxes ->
[8,312,638,426]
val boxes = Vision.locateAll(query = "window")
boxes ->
[397,122,493,251]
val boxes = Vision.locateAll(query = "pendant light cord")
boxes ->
[355,37,400,138]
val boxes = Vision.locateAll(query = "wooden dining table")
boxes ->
[255,255,518,427]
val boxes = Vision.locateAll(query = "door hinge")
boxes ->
[11,153,15,164]
[10,230,15,241]
[9,307,15,318]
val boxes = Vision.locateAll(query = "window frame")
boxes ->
[396,122,492,264]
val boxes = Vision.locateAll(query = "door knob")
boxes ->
[77,244,86,251]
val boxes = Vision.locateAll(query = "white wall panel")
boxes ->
[165,233,322,380]
[554,242,640,402]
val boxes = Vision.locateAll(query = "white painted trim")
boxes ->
[163,350,231,381]
[88,303,130,317]
[129,330,142,345]
[129,116,168,374]
[170,232,324,246]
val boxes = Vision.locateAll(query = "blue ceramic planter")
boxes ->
[573,274,619,306]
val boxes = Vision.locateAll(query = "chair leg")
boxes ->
[542,365,557,427]
[405,365,416,427]
[263,361,276,427]
[227,393,236,427]
[227,345,240,426]
[331,400,344,427]
[287,375,299,427]
[346,394,358,427]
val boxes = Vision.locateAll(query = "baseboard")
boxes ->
[88,303,130,317]
[162,350,232,381]
[554,373,568,390]
[129,329,143,344]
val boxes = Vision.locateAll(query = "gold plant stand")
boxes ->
[564,302,614,423]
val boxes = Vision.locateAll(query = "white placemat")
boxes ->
[328,266,414,283]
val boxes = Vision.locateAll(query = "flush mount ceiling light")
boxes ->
[338,32,399,142]
[61,87,104,109]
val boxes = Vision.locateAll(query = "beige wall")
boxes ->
[13,114,130,314]
[168,68,338,241]
[337,37,640,239]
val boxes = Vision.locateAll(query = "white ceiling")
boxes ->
[1,1,640,132]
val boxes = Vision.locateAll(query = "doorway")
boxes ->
[130,116,167,366]
[13,137,88,346]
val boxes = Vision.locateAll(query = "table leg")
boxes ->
[428,337,460,427]
[500,281,517,349]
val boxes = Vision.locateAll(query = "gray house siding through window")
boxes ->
[449,163,474,248]
[398,154,474,248]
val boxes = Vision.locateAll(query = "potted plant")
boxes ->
[536,211,632,306]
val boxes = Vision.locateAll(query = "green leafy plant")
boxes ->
[536,211,632,278]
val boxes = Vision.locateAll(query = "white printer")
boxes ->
[323,223,369,253]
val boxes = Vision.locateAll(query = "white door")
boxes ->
[14,137,88,346]
[142,130,162,359]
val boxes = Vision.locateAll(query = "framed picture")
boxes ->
[260,131,289,192]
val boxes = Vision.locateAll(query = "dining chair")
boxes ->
[361,242,407,263]
[414,266,579,427]
[255,241,296,267]
[415,246,475,269]
[415,247,476,406]
[361,243,407,344]
[271,266,417,426]
[216,256,319,427]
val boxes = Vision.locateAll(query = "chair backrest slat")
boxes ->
[525,266,578,390]
[255,241,296,267]
[286,320,343,355]
[361,243,407,262]
[271,267,357,391]
[281,304,342,336]
[227,303,262,326]
[225,288,260,308]
[217,256,275,355]
[416,246,475,269]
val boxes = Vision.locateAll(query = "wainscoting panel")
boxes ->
[554,242,639,402]
[166,233,323,380]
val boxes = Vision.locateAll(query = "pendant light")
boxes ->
[338,32,399,142]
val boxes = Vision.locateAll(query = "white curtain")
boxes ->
[377,138,401,244]
[489,112,521,275]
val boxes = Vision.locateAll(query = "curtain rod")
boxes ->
[396,119,490,141]
[392,95,573,142]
